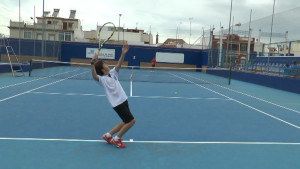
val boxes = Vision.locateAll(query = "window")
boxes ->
[68,22,73,28]
[241,43,248,51]
[59,32,64,41]
[49,34,55,41]
[37,34,42,40]
[63,22,67,30]
[65,32,71,41]
[59,32,72,41]
[24,30,32,39]
[47,21,52,24]
[53,21,58,25]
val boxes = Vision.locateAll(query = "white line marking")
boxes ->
[130,95,231,100]
[29,91,231,101]
[130,75,133,97]
[0,71,89,102]
[0,137,299,145]
[171,73,300,130]
[0,69,82,90]
[30,91,106,97]
[182,73,300,114]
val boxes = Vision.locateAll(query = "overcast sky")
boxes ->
[0,0,299,43]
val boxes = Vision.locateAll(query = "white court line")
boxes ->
[0,71,90,103]
[30,91,106,97]
[130,95,232,101]
[29,91,231,101]
[0,137,299,145]
[0,69,82,90]
[182,73,300,114]
[170,73,300,130]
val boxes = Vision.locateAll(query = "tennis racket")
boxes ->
[97,22,116,55]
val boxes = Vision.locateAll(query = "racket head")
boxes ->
[98,22,116,54]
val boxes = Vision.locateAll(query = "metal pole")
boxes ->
[230,16,234,63]
[284,31,288,56]
[209,27,215,67]
[177,22,182,47]
[268,0,276,72]
[258,29,262,55]
[53,23,55,57]
[19,0,21,59]
[288,41,291,56]
[189,17,193,44]
[176,26,178,45]
[178,22,181,41]
[247,9,252,62]
[219,27,223,67]
[118,14,121,41]
[149,25,151,46]
[34,5,35,57]
[123,24,125,44]
[247,29,252,62]
[202,27,204,49]
[42,0,45,61]
[225,0,233,67]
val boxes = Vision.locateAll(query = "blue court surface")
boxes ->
[1,68,300,169]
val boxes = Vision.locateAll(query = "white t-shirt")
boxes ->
[98,67,128,107]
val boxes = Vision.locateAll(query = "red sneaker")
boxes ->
[102,134,112,144]
[111,138,126,148]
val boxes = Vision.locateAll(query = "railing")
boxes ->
[233,62,300,78]
[9,21,76,31]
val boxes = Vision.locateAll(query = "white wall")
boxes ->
[74,20,86,42]
[291,43,300,56]
[84,29,153,44]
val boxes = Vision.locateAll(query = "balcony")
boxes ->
[9,21,75,32]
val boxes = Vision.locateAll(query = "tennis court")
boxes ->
[1,64,300,169]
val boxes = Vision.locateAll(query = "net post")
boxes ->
[228,64,232,85]
[29,59,32,77]
[130,66,133,97]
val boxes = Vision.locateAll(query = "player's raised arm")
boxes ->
[91,53,99,81]
[115,44,129,72]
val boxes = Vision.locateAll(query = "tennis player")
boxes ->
[91,44,136,148]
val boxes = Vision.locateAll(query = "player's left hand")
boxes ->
[122,43,129,54]
[92,53,99,60]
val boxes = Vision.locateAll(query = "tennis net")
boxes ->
[29,59,231,85]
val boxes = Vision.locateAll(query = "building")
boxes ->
[212,34,255,63]
[84,26,153,45]
[9,9,85,42]
[163,38,186,45]
[158,38,187,48]
[9,8,152,45]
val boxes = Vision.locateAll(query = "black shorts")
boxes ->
[113,100,134,123]
[152,64,155,67]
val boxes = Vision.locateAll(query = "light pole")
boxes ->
[176,26,178,44]
[268,0,276,72]
[189,18,193,44]
[19,0,21,59]
[226,0,233,67]
[178,22,182,45]
[118,14,122,41]
[31,5,36,57]
[149,25,151,45]
[42,0,45,65]
[123,24,125,44]
[136,22,138,30]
